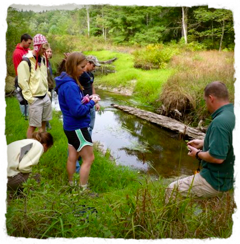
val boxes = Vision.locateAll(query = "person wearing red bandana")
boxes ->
[17,34,52,138]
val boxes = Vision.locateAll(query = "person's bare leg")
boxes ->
[27,126,36,138]
[78,146,94,187]
[38,121,47,132]
[67,145,78,183]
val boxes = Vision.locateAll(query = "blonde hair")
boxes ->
[65,52,86,90]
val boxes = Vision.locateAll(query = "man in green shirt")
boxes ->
[165,81,235,203]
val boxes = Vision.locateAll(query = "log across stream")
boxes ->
[111,104,205,140]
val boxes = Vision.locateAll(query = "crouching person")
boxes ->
[165,81,235,203]
[7,131,53,191]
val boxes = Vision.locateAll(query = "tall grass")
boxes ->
[81,48,234,126]
[5,97,235,239]
[160,50,235,125]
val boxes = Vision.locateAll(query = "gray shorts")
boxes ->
[29,94,52,127]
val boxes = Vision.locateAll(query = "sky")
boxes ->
[1,0,240,243]
[10,3,85,12]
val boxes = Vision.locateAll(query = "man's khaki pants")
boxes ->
[165,173,222,203]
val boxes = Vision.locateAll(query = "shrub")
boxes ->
[133,43,180,70]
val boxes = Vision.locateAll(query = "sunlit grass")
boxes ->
[84,50,173,107]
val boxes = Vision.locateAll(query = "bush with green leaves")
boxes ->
[133,43,180,70]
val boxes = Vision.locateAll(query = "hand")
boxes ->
[95,103,101,111]
[187,145,199,158]
[90,94,101,104]
[64,53,70,60]
[187,139,204,149]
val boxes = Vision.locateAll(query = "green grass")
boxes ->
[5,97,235,239]
[84,50,173,108]
[80,48,234,127]
[134,69,173,106]
[6,41,234,127]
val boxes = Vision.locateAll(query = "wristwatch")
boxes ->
[195,150,202,160]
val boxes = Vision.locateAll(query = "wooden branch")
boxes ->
[99,58,117,64]
[111,104,205,140]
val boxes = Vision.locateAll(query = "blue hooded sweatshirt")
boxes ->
[55,72,95,131]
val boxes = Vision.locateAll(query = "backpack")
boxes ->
[14,57,31,105]
[47,68,55,91]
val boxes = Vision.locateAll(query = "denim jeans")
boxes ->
[75,158,81,173]
[88,106,96,137]
[20,104,28,119]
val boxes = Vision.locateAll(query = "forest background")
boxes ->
[5,4,236,125]
[6,4,234,75]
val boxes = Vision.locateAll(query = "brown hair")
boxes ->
[32,131,54,148]
[204,81,229,101]
[65,52,86,89]
[21,33,32,42]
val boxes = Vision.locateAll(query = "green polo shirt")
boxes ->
[200,104,235,191]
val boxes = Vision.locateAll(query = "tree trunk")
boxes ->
[104,29,107,41]
[101,7,107,41]
[86,6,90,38]
[182,7,188,44]
[102,28,107,41]
[219,19,225,51]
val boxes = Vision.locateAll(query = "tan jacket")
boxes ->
[17,51,49,104]
[7,139,44,177]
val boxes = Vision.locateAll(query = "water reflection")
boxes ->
[52,89,199,178]
[94,109,196,177]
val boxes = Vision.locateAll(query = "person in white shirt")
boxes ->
[7,131,53,191]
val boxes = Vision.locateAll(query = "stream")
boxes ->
[52,89,197,178]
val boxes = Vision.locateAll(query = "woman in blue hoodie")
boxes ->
[55,52,100,191]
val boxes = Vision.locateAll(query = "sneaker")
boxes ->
[80,187,99,198]
[69,180,78,186]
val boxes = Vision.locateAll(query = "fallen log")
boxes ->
[111,104,205,140]
[57,56,117,75]
[99,57,117,64]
